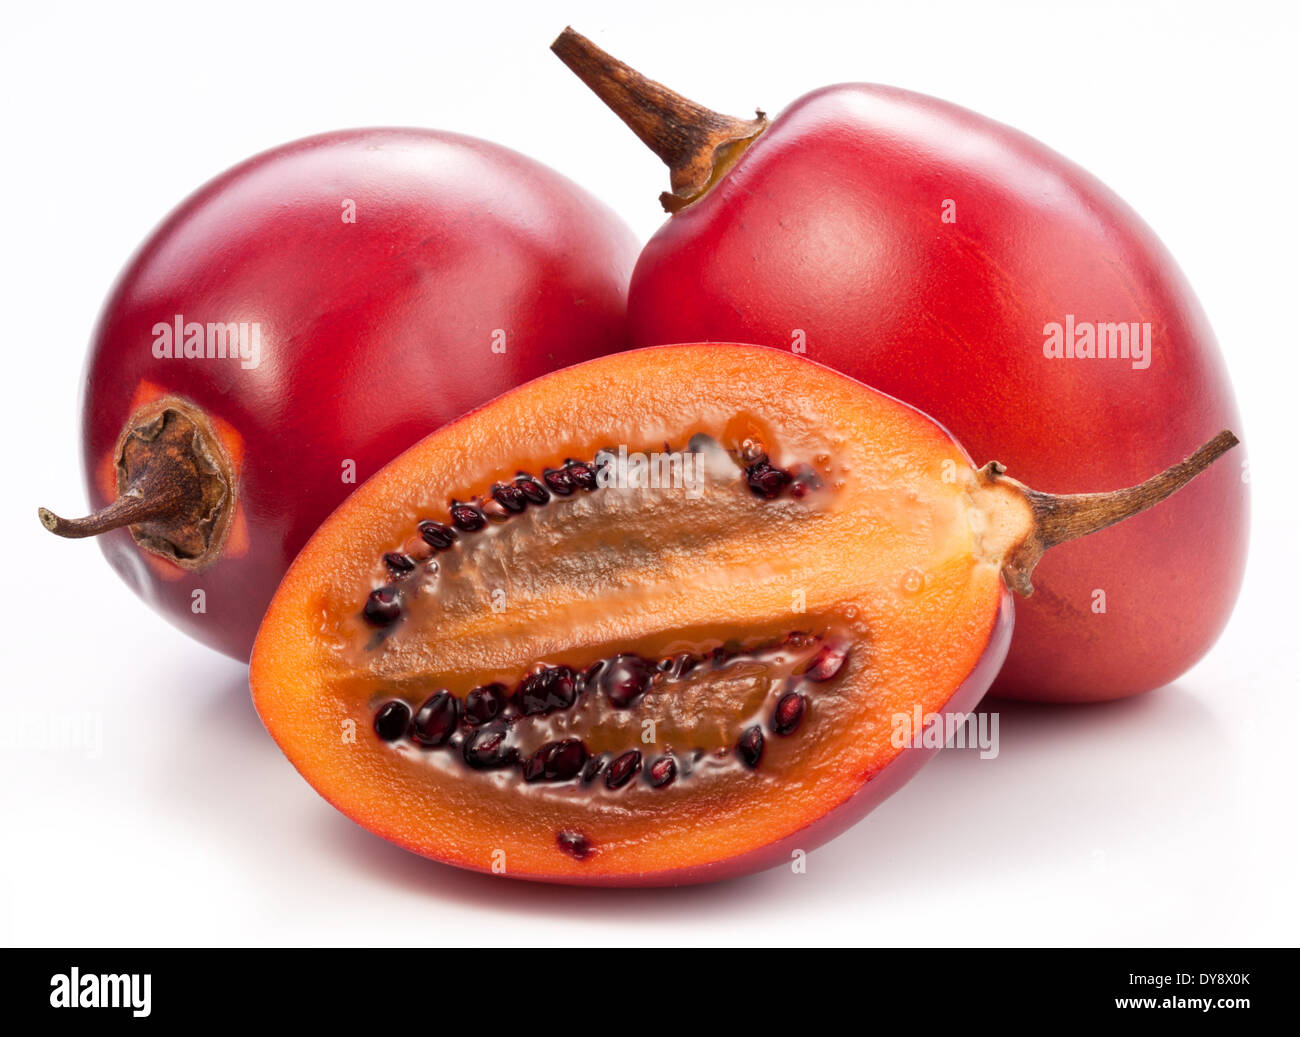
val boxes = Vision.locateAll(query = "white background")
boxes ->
[2,0,1296,946]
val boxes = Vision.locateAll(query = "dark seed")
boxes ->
[582,658,607,689]
[463,683,507,725]
[449,500,487,532]
[709,644,740,669]
[746,461,793,499]
[514,474,550,505]
[605,750,642,790]
[542,467,575,495]
[663,653,696,680]
[363,586,402,627]
[548,739,589,780]
[648,755,678,788]
[417,520,458,550]
[789,462,824,499]
[412,690,459,747]
[599,654,655,709]
[737,725,765,769]
[565,459,598,490]
[556,831,592,860]
[463,722,517,769]
[383,552,416,576]
[491,482,527,513]
[806,644,848,682]
[373,700,411,742]
[526,739,589,782]
[522,751,546,782]
[581,753,609,784]
[773,692,807,736]
[517,666,579,716]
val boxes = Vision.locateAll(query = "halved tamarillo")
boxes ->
[250,345,1237,886]
[38,128,637,660]
[551,27,1248,703]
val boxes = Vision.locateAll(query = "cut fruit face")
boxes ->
[250,344,1029,885]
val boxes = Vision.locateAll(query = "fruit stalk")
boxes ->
[38,399,233,568]
[551,26,767,212]
[990,429,1240,595]
[39,486,184,539]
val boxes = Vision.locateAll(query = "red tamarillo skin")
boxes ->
[552,30,1247,701]
[50,129,637,660]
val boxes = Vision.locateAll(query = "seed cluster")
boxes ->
[362,438,827,630]
[371,633,850,792]
[737,436,823,501]
[363,457,607,629]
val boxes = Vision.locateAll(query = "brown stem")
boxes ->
[985,430,1241,596]
[551,26,768,213]
[39,485,185,539]
[1026,429,1239,549]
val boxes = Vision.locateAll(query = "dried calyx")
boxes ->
[38,397,233,570]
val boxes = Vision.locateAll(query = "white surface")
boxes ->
[2,0,1296,946]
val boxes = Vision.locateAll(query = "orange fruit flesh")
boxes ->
[250,345,1022,882]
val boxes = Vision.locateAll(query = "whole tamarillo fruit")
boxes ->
[552,27,1248,703]
[40,127,638,660]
